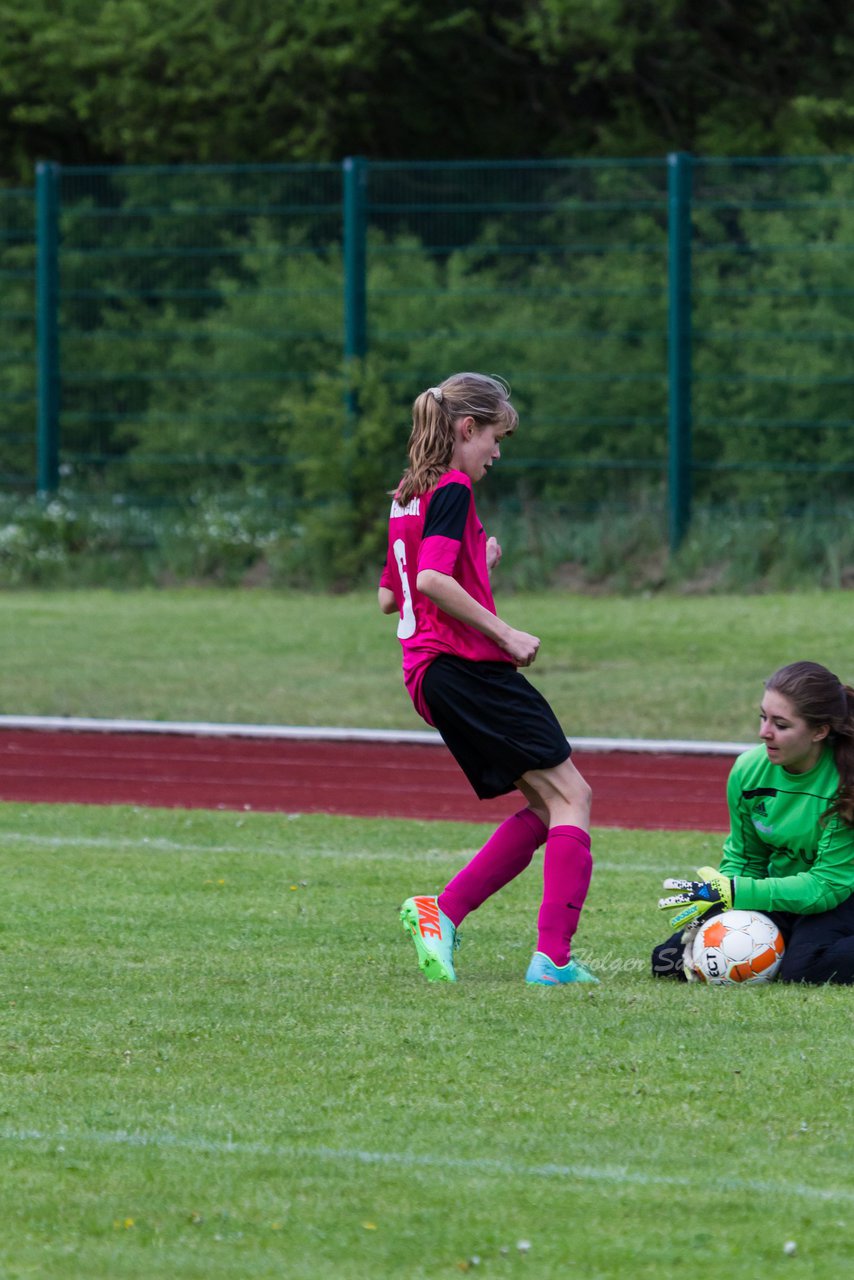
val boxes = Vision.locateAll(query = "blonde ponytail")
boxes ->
[394,372,518,505]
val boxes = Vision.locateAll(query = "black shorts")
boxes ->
[421,654,571,800]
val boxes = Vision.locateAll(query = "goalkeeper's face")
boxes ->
[759,690,829,774]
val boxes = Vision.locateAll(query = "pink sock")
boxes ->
[438,809,548,927]
[537,825,593,966]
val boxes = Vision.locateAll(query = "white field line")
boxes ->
[0,829,670,872]
[0,1125,851,1203]
[0,714,750,756]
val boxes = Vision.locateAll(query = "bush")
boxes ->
[3,490,854,593]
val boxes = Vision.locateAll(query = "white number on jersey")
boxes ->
[393,538,416,639]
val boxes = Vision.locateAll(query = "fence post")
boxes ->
[667,151,693,550]
[342,156,367,425]
[36,160,61,495]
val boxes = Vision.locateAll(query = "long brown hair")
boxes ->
[394,372,518,505]
[765,661,854,826]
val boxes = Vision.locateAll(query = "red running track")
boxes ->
[0,729,733,830]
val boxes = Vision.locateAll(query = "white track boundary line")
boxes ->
[0,830,672,872]
[0,1126,850,1203]
[0,714,750,756]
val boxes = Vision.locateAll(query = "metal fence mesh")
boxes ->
[57,163,342,501]
[0,187,36,490]
[691,157,854,506]
[363,159,669,508]
[3,156,854,523]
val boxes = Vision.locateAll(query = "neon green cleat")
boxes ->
[399,895,458,982]
[525,952,600,986]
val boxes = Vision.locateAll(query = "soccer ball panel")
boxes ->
[689,909,784,985]
[720,929,753,963]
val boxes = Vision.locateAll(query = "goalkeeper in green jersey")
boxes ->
[652,660,854,984]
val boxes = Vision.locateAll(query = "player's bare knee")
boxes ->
[524,761,592,825]
[568,785,592,827]
[557,765,592,818]
[572,773,593,812]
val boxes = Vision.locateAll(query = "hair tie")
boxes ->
[428,386,444,404]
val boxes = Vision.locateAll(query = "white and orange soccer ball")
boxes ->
[688,909,785,985]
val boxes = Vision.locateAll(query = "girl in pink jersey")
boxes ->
[379,372,598,986]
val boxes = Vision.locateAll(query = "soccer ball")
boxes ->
[688,909,785,985]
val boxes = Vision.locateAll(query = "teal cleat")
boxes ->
[525,952,600,986]
[399,895,458,982]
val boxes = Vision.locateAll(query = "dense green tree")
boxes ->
[0,0,539,179]
[516,0,854,157]
[2,0,854,184]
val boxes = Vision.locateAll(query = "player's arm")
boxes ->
[417,481,537,665]
[716,751,854,913]
[734,820,854,915]
[378,585,397,614]
[378,549,398,615]
[416,569,539,667]
[486,535,502,577]
[718,760,770,881]
[658,758,761,927]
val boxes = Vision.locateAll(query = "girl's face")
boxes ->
[453,418,506,483]
[758,688,829,774]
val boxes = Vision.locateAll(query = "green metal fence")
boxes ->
[3,155,854,548]
[47,161,344,505]
[352,156,670,515]
[0,185,36,491]
[690,157,854,515]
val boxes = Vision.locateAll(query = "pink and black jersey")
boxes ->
[380,469,513,723]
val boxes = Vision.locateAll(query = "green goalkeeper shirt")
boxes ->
[719,743,854,915]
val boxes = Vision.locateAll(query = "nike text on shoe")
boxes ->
[399,895,458,982]
[525,952,599,986]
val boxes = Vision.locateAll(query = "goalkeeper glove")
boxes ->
[659,865,734,929]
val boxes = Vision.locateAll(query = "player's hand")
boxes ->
[486,536,502,573]
[502,627,540,668]
[679,919,703,982]
[658,865,734,929]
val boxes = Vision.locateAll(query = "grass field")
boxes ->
[3,587,854,739]
[2,801,853,1279]
[4,587,854,1276]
